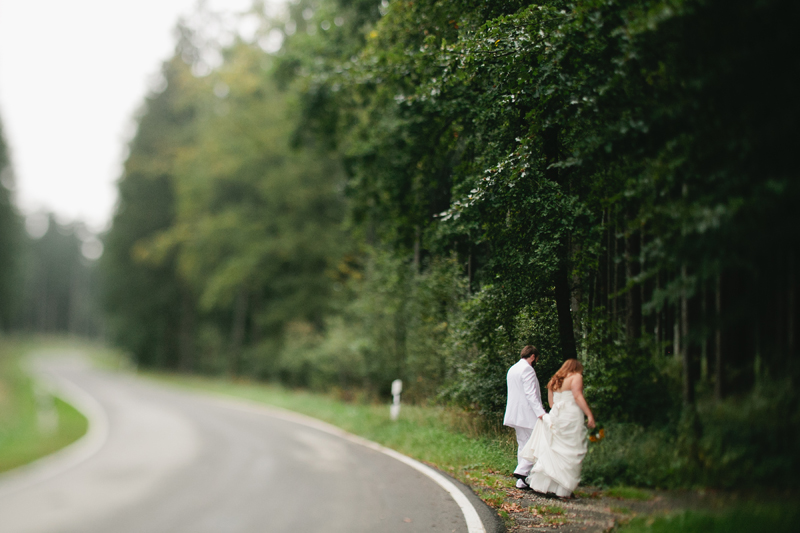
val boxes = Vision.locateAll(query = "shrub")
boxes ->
[581,377,800,489]
[441,288,562,419]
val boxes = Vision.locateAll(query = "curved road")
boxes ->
[0,354,495,533]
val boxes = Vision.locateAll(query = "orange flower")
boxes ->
[588,427,605,443]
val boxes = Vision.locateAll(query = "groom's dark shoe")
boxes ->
[513,474,532,490]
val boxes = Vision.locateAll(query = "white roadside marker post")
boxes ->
[390,379,403,421]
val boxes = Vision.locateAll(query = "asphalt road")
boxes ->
[0,354,494,533]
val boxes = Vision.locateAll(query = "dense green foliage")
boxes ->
[583,380,800,488]
[101,0,798,489]
[282,0,799,411]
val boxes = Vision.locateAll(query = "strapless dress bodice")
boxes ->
[553,390,576,403]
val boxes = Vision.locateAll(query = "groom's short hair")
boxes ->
[520,345,539,359]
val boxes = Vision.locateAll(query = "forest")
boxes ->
[1,0,797,490]
[0,128,99,340]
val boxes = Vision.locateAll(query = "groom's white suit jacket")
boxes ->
[503,358,546,430]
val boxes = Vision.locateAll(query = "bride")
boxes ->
[521,359,595,498]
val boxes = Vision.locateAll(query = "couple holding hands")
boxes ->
[504,345,596,499]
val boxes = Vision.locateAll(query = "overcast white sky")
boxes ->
[0,0,281,234]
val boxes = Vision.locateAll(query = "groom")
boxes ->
[503,345,546,489]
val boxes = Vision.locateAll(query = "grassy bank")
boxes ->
[615,505,800,533]
[0,337,89,474]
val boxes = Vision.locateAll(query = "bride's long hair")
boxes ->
[547,359,584,391]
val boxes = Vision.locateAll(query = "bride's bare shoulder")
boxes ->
[562,372,583,391]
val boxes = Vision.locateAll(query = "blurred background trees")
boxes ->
[16,215,101,337]
[1,116,100,337]
[0,117,22,332]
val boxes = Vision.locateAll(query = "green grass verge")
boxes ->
[606,486,653,501]
[0,337,89,474]
[0,397,88,473]
[616,505,800,533]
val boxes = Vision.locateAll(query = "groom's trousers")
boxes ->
[513,426,534,476]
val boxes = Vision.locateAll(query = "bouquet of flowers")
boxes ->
[588,426,605,443]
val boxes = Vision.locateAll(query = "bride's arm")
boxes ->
[570,374,596,429]
[548,388,554,410]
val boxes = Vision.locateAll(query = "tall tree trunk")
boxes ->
[366,204,376,246]
[655,271,662,352]
[613,221,619,329]
[714,274,723,400]
[606,209,612,322]
[789,255,796,383]
[250,290,262,345]
[640,230,646,335]
[701,281,708,381]
[554,265,578,360]
[179,288,195,372]
[681,265,695,405]
[572,243,582,343]
[413,224,421,272]
[544,125,577,361]
[673,304,680,359]
[68,270,79,334]
[229,287,249,375]
[592,209,605,327]
[467,250,473,295]
[394,302,408,379]
[588,260,596,332]
[625,228,642,341]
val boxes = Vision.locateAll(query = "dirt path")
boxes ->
[487,483,733,532]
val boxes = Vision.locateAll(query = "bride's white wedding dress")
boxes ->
[521,389,588,497]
